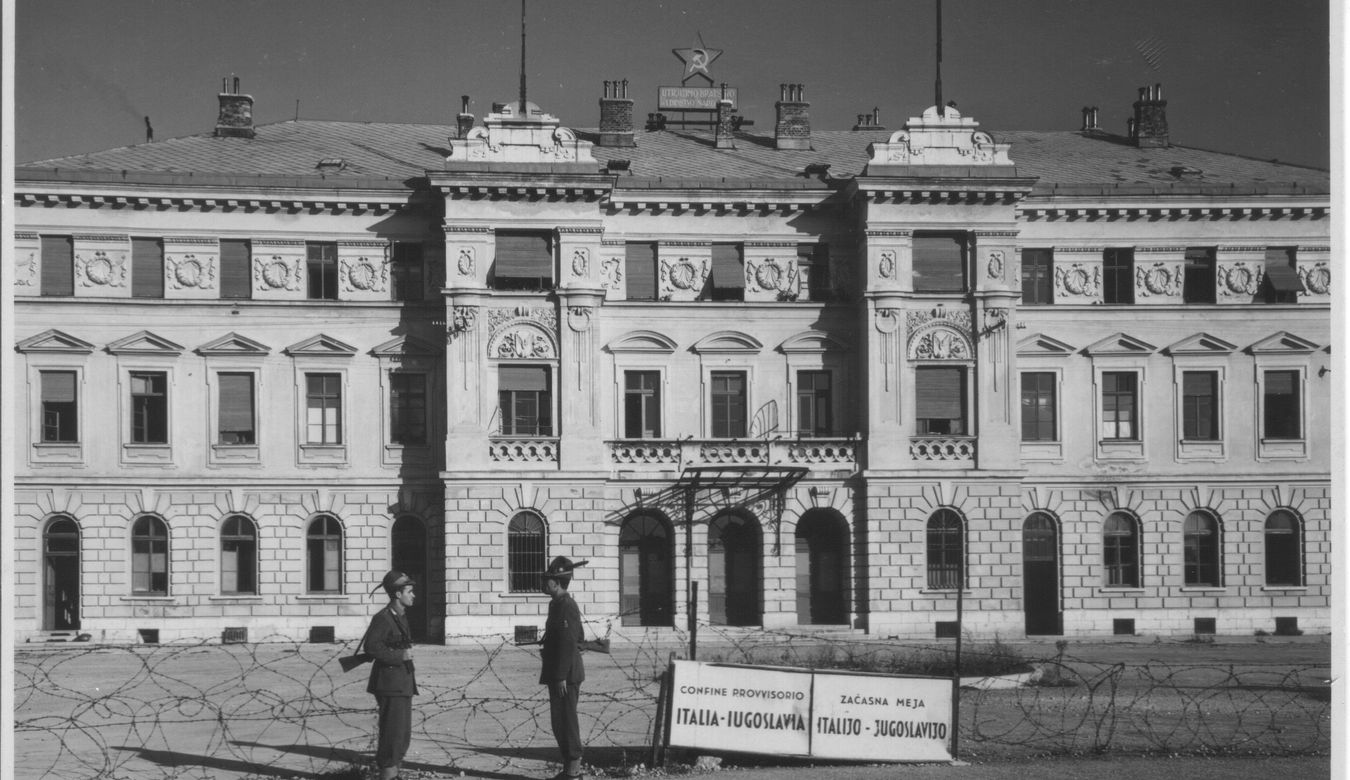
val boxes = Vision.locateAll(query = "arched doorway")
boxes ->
[391,515,429,642]
[619,513,674,627]
[1022,512,1061,635]
[795,511,848,625]
[44,517,80,631]
[708,513,761,626]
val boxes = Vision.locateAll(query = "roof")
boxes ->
[17,119,1329,197]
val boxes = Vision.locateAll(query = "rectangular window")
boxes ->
[498,365,553,436]
[40,370,78,443]
[1101,371,1138,441]
[706,244,745,301]
[217,372,256,445]
[912,233,967,293]
[40,235,74,296]
[1262,247,1301,303]
[306,242,339,300]
[391,242,425,302]
[1020,372,1056,441]
[1183,247,1216,304]
[796,370,832,436]
[1103,248,1134,304]
[219,239,252,299]
[130,372,168,444]
[798,243,832,302]
[492,231,553,291]
[1021,249,1053,305]
[710,371,747,438]
[1263,370,1301,440]
[623,371,661,438]
[305,373,343,444]
[1181,371,1219,441]
[389,371,428,445]
[916,366,967,435]
[131,238,165,298]
[625,242,658,300]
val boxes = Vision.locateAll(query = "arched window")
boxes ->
[508,512,547,593]
[131,515,170,595]
[926,509,964,590]
[306,515,343,593]
[619,513,674,627]
[44,516,81,630]
[221,515,258,595]
[1264,510,1302,586]
[1103,512,1140,587]
[708,513,762,626]
[1183,511,1221,587]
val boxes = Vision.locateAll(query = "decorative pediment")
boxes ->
[1016,333,1077,356]
[1164,333,1239,356]
[370,334,442,357]
[779,330,850,354]
[445,100,596,166]
[196,332,271,356]
[15,329,96,354]
[1083,333,1157,357]
[488,321,557,359]
[106,330,184,355]
[284,334,358,357]
[606,330,678,354]
[692,331,763,354]
[1247,331,1320,355]
[864,105,1014,171]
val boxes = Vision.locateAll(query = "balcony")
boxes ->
[609,438,859,471]
[909,436,976,463]
[489,438,559,464]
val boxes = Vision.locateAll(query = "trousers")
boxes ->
[547,682,583,765]
[375,694,412,768]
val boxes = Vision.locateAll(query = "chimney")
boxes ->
[598,79,636,147]
[851,109,886,131]
[714,85,735,149]
[214,75,255,139]
[1131,83,1169,147]
[773,83,810,150]
[456,95,475,139]
[1080,105,1102,132]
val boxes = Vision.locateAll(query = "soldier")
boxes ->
[540,557,588,780]
[364,570,418,780]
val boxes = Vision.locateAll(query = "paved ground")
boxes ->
[11,633,1332,780]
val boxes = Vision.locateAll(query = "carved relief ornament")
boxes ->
[1300,262,1330,295]
[257,255,302,291]
[167,254,216,290]
[1054,263,1101,298]
[76,250,128,288]
[1217,262,1262,297]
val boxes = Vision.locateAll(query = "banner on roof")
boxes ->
[666,660,952,763]
[658,86,738,111]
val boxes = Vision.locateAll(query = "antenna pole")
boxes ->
[935,0,944,117]
[519,0,527,108]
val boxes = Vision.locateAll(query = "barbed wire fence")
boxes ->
[14,619,1331,779]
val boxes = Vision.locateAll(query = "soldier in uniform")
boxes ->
[539,556,588,780]
[364,570,418,780]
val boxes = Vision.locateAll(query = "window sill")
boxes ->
[120,596,176,602]
[497,591,548,600]
[295,594,352,602]
[1179,587,1226,593]
[1260,585,1308,592]
[919,589,971,596]
[208,595,264,602]
[1099,587,1145,594]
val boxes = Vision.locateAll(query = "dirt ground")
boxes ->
[11,633,1331,780]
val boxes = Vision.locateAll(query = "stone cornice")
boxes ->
[72,234,127,242]
[162,236,221,246]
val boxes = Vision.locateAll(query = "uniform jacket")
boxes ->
[364,605,418,697]
[539,591,585,685]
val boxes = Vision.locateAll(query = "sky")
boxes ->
[12,0,1333,169]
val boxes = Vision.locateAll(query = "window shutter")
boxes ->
[219,240,252,299]
[1183,371,1215,397]
[494,232,552,281]
[132,238,164,298]
[625,242,657,299]
[218,373,254,433]
[915,367,964,418]
[499,365,549,391]
[1265,370,1295,396]
[41,236,74,295]
[913,234,965,292]
[41,371,76,403]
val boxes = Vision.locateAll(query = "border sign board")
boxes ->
[666,660,953,763]
[658,86,738,111]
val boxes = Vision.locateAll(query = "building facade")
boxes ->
[12,80,1331,644]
